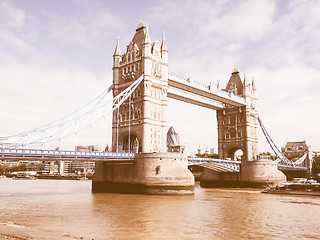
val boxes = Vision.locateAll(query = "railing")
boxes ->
[188,157,241,165]
[278,164,308,171]
[188,157,241,171]
[168,72,247,105]
[168,86,225,109]
[0,148,309,171]
[188,158,308,172]
[0,148,134,161]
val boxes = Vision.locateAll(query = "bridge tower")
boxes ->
[217,68,258,161]
[93,20,194,195]
[213,69,286,187]
[112,20,168,153]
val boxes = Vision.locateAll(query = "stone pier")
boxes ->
[92,153,194,195]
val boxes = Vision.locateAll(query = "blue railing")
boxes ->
[0,148,134,161]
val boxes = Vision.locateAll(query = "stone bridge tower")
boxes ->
[112,20,168,153]
[217,68,258,161]
[93,20,194,194]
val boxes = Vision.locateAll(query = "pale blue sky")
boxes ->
[1,0,320,154]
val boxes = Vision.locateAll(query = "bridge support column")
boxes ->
[240,161,286,187]
[203,69,286,188]
[92,153,194,195]
[199,161,286,188]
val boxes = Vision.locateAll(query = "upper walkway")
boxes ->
[167,72,247,110]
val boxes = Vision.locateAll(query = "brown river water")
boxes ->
[0,178,319,240]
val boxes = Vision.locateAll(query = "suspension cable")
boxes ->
[258,116,307,166]
[128,95,131,153]
[0,74,144,148]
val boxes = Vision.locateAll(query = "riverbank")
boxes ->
[0,234,25,240]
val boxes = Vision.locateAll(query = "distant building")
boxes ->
[197,145,201,155]
[210,147,215,155]
[76,145,100,152]
[313,151,320,158]
[281,140,313,170]
[167,126,185,153]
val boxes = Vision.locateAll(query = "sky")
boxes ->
[0,0,320,155]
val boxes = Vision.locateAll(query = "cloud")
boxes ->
[253,65,320,150]
[0,65,109,140]
[254,0,320,69]
[0,30,34,56]
[1,0,319,154]
[145,0,320,153]
[48,10,124,46]
[0,0,26,28]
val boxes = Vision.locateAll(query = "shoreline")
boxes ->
[0,234,26,240]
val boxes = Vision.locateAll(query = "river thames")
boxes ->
[0,179,319,240]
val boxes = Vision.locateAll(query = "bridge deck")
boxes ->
[0,148,134,162]
[0,148,308,171]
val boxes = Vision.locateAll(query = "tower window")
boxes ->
[225,132,230,139]
[223,118,227,125]
[230,130,236,138]
[230,116,236,124]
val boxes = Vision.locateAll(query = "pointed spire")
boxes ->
[113,36,121,56]
[243,73,247,86]
[232,67,239,75]
[161,32,168,52]
[252,77,256,90]
[143,24,151,44]
[136,17,145,31]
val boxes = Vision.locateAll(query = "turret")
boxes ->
[252,77,256,91]
[113,37,121,67]
[113,37,122,84]
[161,32,168,62]
[243,73,249,97]
[142,24,151,59]
[225,68,243,96]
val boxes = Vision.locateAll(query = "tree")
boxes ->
[0,164,26,174]
[195,153,219,159]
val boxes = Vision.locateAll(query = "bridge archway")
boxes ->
[228,148,243,161]
[122,134,141,153]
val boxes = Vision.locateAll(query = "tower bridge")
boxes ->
[0,20,311,194]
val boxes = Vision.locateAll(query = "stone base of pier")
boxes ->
[200,160,286,188]
[92,152,194,195]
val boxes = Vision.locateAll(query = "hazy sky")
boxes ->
[1,0,320,154]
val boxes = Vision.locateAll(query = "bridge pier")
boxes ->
[281,169,309,181]
[92,152,194,195]
[199,160,286,188]
[240,161,286,187]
